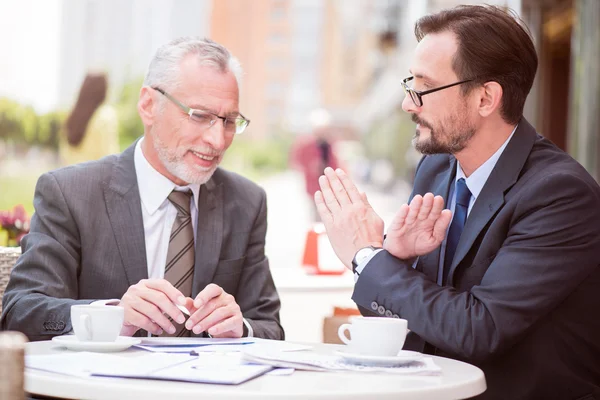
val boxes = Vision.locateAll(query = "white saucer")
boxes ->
[51,335,141,352]
[335,350,423,367]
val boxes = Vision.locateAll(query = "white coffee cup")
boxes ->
[337,316,408,356]
[71,305,124,342]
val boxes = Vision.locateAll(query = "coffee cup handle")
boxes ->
[337,323,352,345]
[80,314,92,341]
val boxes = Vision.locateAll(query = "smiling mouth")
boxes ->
[191,151,219,162]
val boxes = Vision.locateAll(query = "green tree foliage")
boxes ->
[363,109,416,179]
[222,130,293,179]
[0,98,65,149]
[115,77,145,150]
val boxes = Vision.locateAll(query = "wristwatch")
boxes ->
[352,246,381,275]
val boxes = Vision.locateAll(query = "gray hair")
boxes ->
[143,37,243,93]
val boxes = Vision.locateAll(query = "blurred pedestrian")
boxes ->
[290,109,340,221]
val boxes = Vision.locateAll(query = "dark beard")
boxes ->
[411,114,475,155]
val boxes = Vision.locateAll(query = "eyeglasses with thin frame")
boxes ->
[151,87,250,135]
[401,76,474,107]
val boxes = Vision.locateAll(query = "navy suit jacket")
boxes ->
[353,119,600,400]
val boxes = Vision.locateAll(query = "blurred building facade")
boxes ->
[58,0,210,108]
[520,0,600,180]
[210,0,380,139]
[356,0,600,181]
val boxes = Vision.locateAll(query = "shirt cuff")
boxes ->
[354,249,385,282]
[242,318,254,337]
[90,299,121,306]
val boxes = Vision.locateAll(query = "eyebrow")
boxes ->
[189,104,240,118]
[408,70,437,84]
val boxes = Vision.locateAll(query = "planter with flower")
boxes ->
[0,205,30,247]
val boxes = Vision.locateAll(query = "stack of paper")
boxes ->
[135,337,255,353]
[241,349,442,375]
[26,352,273,385]
[134,337,311,354]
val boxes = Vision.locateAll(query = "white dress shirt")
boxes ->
[94,138,252,336]
[356,126,517,283]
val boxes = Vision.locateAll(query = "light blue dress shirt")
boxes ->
[356,126,517,285]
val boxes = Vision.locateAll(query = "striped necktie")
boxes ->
[163,189,195,337]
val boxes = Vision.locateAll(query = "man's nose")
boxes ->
[203,120,227,150]
[401,93,419,114]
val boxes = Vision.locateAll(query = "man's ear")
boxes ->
[137,86,156,126]
[477,81,503,118]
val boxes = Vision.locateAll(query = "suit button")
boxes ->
[385,310,392,317]
[377,306,385,315]
[58,322,65,330]
[392,314,399,318]
[371,301,378,311]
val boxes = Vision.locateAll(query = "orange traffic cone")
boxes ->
[302,223,346,275]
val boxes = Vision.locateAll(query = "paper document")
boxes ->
[242,349,442,375]
[27,352,273,385]
[26,352,130,377]
[135,337,311,354]
[135,337,255,353]
[139,337,255,346]
[93,353,272,385]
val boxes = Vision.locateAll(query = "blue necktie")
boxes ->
[443,178,471,285]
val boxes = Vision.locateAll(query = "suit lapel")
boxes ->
[192,177,223,296]
[104,142,148,286]
[418,156,456,281]
[447,118,538,282]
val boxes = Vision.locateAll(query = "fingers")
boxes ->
[145,279,187,306]
[389,204,410,231]
[120,279,188,334]
[123,309,163,336]
[193,283,223,309]
[335,169,363,204]
[360,192,369,206]
[186,289,242,336]
[318,175,341,213]
[126,296,175,334]
[186,296,224,332]
[417,193,434,220]
[433,209,453,242]
[427,195,446,221]
[200,304,241,336]
[314,191,331,223]
[405,195,423,225]
[141,289,186,325]
[323,167,352,206]
[207,315,243,338]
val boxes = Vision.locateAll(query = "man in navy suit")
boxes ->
[315,5,600,400]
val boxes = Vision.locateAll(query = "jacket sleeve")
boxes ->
[352,172,600,362]
[0,172,92,341]
[235,188,284,340]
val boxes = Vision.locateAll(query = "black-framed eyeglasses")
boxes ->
[151,87,250,135]
[401,76,474,107]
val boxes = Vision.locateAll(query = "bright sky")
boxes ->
[0,0,62,113]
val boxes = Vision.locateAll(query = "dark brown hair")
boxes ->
[415,5,538,124]
[65,74,107,146]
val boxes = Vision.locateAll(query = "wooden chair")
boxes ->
[0,247,21,313]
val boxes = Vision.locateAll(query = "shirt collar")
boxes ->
[456,125,517,200]
[134,138,200,215]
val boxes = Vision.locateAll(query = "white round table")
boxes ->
[25,340,486,400]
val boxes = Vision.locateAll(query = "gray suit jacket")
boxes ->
[1,142,284,341]
[353,119,600,400]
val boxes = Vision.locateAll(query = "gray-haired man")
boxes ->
[1,37,283,341]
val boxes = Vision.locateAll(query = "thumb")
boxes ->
[360,192,372,208]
